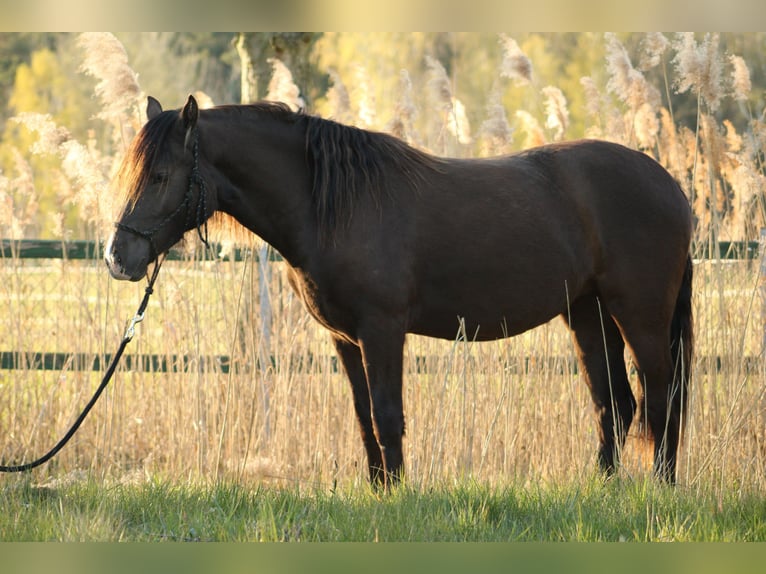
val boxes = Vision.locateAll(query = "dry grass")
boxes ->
[1,33,766,494]
[1,250,764,493]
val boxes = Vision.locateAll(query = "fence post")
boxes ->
[761,228,766,353]
[258,243,273,361]
[236,33,272,446]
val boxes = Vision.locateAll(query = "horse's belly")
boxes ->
[408,293,566,341]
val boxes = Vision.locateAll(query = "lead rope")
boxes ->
[0,255,164,473]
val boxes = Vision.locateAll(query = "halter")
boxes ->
[115,128,210,260]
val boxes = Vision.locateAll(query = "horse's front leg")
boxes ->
[333,336,385,485]
[356,322,407,489]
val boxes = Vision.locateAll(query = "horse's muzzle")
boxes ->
[104,233,148,282]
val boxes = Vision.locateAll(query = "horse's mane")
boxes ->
[216,102,444,237]
[303,112,443,236]
[113,101,444,238]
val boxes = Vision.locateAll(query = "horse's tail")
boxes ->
[669,254,694,439]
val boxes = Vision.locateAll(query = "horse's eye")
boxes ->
[149,172,169,186]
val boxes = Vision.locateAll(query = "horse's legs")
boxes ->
[355,323,406,489]
[604,298,679,483]
[622,329,679,482]
[333,336,385,484]
[566,295,636,476]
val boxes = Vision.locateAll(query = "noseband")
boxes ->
[115,128,210,259]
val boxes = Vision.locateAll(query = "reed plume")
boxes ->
[386,69,420,145]
[498,34,532,85]
[12,112,110,234]
[672,33,724,112]
[515,110,546,148]
[447,98,472,146]
[352,65,376,128]
[541,86,569,141]
[604,33,661,113]
[0,149,36,238]
[11,112,70,156]
[266,58,305,111]
[426,55,471,149]
[633,103,660,150]
[326,69,353,125]
[425,55,453,113]
[639,32,670,71]
[729,55,751,102]
[580,76,603,120]
[479,90,513,156]
[77,33,142,127]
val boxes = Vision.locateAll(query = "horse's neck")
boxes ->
[206,116,316,264]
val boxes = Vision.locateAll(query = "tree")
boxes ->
[1,38,100,238]
[236,33,327,109]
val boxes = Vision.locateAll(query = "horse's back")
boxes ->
[402,140,691,340]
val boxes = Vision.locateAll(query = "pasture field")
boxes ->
[0,249,765,542]
[1,473,765,541]
[1,253,764,486]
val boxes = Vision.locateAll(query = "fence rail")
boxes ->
[1,238,762,262]
[2,237,766,373]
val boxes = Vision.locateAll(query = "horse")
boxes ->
[105,95,694,488]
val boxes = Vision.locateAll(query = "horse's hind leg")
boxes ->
[618,328,679,482]
[566,295,636,476]
[604,297,681,482]
[333,336,385,485]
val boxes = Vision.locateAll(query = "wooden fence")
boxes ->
[2,235,765,373]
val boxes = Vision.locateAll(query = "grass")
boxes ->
[1,473,765,542]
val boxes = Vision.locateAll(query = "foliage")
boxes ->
[1,32,766,240]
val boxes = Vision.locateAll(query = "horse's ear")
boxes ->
[182,95,199,151]
[182,95,199,131]
[146,96,162,120]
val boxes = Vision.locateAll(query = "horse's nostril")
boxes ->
[104,243,124,273]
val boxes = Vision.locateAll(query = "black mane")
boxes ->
[304,113,442,235]
[224,101,443,236]
[116,100,443,235]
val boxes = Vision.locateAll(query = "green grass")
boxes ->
[1,474,765,542]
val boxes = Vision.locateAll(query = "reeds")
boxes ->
[1,33,765,493]
[77,32,142,128]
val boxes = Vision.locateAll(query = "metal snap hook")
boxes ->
[124,312,145,341]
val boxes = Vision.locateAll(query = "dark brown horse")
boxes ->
[105,95,693,487]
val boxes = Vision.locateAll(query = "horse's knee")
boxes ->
[373,415,404,456]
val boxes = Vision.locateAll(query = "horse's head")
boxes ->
[105,95,210,281]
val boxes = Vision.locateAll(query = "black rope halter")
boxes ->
[115,127,210,259]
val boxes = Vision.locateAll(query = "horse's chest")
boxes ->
[286,267,355,341]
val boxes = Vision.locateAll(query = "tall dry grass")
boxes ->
[1,251,763,490]
[1,33,765,493]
